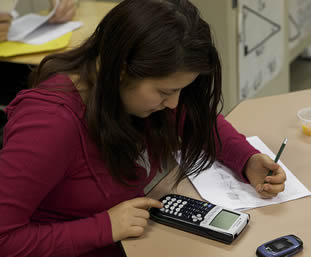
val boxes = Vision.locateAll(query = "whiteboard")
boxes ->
[238,0,284,100]
[288,0,311,49]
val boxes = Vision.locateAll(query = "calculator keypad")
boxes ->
[159,194,215,224]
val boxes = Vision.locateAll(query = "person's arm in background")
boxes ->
[0,13,12,41]
[49,0,78,23]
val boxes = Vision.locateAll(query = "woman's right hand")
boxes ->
[0,13,12,42]
[49,0,76,23]
[107,197,163,242]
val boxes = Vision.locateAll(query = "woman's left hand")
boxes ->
[245,153,286,198]
[49,0,77,23]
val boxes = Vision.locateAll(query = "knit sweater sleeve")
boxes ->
[215,114,260,182]
[0,102,113,257]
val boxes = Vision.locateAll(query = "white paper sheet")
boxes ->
[21,21,83,45]
[182,136,311,211]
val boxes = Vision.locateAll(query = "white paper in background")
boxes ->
[22,21,83,45]
[8,0,59,41]
[6,0,83,45]
[238,0,284,100]
[288,0,311,49]
[177,136,311,211]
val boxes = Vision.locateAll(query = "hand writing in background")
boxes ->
[49,0,77,23]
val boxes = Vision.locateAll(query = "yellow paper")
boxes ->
[0,32,72,58]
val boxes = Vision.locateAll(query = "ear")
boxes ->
[120,69,126,82]
[120,62,128,82]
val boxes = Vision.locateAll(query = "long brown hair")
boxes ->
[30,0,223,185]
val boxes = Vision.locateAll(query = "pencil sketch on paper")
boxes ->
[214,164,241,201]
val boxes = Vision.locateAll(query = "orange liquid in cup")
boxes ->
[302,124,311,136]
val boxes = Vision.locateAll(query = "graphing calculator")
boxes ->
[256,235,303,257]
[149,194,250,244]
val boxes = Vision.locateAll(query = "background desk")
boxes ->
[0,1,117,65]
[122,89,311,257]
[0,1,117,109]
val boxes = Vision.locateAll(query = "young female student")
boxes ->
[0,0,286,256]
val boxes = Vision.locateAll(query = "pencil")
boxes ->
[266,138,288,179]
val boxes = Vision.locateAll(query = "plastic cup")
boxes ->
[297,107,311,136]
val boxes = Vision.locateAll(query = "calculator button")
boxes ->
[162,200,167,203]
[171,198,176,202]
[177,199,182,203]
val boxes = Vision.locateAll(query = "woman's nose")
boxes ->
[163,91,180,109]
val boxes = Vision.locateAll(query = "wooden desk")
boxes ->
[1,1,117,65]
[122,89,311,257]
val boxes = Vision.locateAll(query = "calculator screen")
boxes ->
[209,210,240,230]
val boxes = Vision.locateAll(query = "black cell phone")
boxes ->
[256,234,303,257]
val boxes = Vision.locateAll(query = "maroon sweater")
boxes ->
[0,74,259,256]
